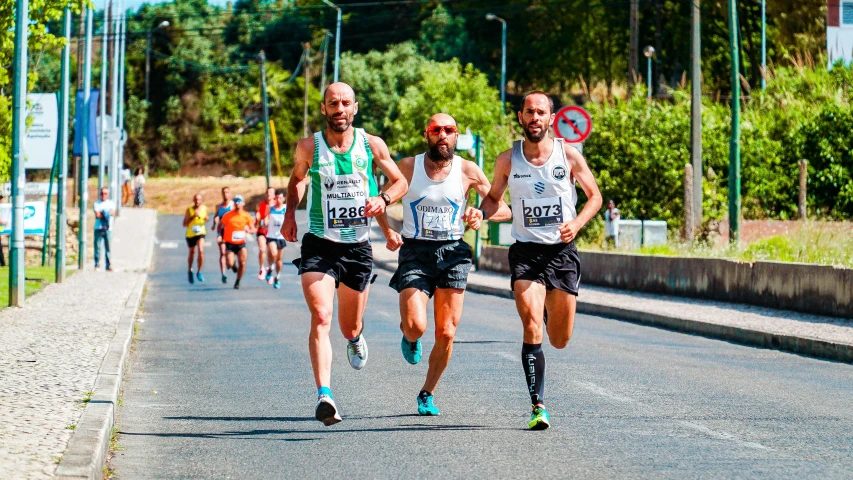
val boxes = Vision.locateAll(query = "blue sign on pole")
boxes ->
[73,89,100,156]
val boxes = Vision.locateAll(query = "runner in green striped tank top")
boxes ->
[282,82,409,426]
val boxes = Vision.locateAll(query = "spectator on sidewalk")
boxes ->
[133,167,146,207]
[603,199,620,249]
[94,187,116,271]
[121,166,132,206]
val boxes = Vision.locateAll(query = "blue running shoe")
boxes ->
[417,392,440,416]
[196,272,204,283]
[221,274,227,284]
[401,336,422,365]
[187,271,194,284]
[529,405,551,430]
[273,278,280,289]
[265,269,273,282]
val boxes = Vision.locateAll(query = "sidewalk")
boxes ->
[0,208,156,479]
[370,229,853,364]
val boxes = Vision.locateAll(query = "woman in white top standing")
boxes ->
[133,167,146,207]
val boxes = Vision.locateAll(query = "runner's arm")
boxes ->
[559,143,603,242]
[465,160,511,225]
[182,209,191,227]
[366,134,408,218]
[283,137,314,242]
[478,150,512,222]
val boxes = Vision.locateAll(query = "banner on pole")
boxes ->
[0,182,56,196]
[72,89,100,156]
[23,93,60,169]
[0,202,47,236]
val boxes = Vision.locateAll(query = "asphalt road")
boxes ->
[111,214,853,479]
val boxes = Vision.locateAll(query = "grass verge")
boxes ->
[0,265,58,305]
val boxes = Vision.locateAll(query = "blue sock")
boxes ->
[350,335,360,343]
[318,386,332,398]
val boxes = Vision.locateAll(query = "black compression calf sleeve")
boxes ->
[521,343,546,406]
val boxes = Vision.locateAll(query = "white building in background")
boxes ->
[828,1,853,67]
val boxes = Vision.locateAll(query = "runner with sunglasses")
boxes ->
[479,91,603,430]
[377,113,510,416]
[282,82,408,426]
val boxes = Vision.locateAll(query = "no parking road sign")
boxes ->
[553,105,592,143]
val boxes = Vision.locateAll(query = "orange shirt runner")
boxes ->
[221,210,254,244]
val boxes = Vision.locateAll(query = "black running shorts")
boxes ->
[295,233,374,292]
[185,235,204,248]
[389,238,472,298]
[508,240,581,295]
[225,242,246,254]
[268,238,286,250]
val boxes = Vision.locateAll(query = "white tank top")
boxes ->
[508,138,577,244]
[266,205,286,240]
[401,154,467,241]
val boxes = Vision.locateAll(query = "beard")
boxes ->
[523,122,548,143]
[326,113,352,132]
[426,141,455,164]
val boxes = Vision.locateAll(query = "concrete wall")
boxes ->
[480,245,853,319]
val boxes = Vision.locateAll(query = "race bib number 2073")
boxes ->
[522,197,563,228]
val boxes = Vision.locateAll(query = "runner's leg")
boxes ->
[399,288,428,342]
[219,241,227,274]
[226,249,235,269]
[237,247,247,281]
[337,284,369,341]
[257,235,267,278]
[302,272,337,388]
[421,288,464,394]
[187,245,195,272]
[196,238,205,271]
[267,242,278,281]
[514,280,547,407]
[544,289,576,349]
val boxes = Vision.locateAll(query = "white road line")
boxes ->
[493,351,517,362]
[678,420,773,451]
[573,380,639,405]
[159,241,178,249]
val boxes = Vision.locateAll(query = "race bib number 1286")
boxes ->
[327,199,367,229]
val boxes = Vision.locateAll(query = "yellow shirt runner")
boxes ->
[186,205,208,238]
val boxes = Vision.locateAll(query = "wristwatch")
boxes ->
[379,192,392,206]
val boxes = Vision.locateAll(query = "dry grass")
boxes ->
[88,176,289,215]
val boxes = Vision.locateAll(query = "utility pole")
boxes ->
[110,0,121,204]
[727,0,741,245]
[57,6,72,283]
[303,43,311,138]
[145,21,169,103]
[80,5,94,270]
[629,0,639,92]
[10,0,29,306]
[320,30,332,94]
[760,0,766,89]
[690,0,703,232]
[259,50,271,189]
[98,0,110,191]
[116,2,127,215]
[486,14,507,112]
[323,1,341,82]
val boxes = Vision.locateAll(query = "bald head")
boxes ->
[321,82,358,132]
[426,113,457,129]
[323,82,356,103]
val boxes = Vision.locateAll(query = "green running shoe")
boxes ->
[401,336,422,365]
[417,393,440,416]
[528,405,551,430]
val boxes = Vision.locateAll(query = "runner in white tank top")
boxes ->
[264,190,287,289]
[377,113,510,416]
[282,82,408,426]
[479,91,602,430]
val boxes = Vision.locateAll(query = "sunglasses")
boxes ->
[425,125,458,135]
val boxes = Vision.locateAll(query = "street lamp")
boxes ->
[323,0,341,83]
[643,45,655,99]
[145,20,169,103]
[485,13,506,112]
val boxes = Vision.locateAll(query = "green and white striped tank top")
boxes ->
[307,128,378,243]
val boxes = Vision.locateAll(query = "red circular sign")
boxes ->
[553,106,592,143]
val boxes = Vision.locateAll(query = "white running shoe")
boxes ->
[315,394,342,426]
[347,335,368,370]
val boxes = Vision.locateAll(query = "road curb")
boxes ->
[373,259,853,365]
[55,273,147,479]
